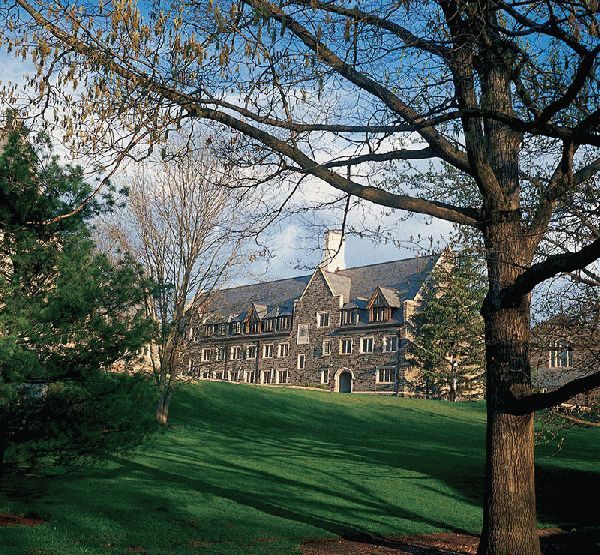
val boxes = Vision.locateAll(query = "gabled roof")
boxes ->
[322,270,351,302]
[368,286,402,309]
[202,254,438,322]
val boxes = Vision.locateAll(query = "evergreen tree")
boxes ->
[410,251,486,401]
[0,122,156,473]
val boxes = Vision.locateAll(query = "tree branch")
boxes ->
[510,371,600,414]
[500,236,600,305]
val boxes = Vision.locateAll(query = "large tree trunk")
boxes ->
[478,225,540,555]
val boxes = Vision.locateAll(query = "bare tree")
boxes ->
[2,2,600,553]
[101,146,245,424]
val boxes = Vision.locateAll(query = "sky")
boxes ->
[0,50,453,287]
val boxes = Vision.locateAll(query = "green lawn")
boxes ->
[1,383,599,554]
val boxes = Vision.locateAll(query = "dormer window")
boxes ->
[246,320,260,334]
[549,340,572,368]
[262,318,274,332]
[370,307,391,323]
[230,321,241,335]
[341,310,359,326]
[278,315,291,330]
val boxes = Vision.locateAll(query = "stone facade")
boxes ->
[184,244,440,394]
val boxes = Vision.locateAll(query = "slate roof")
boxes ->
[377,286,402,308]
[204,254,438,320]
[322,271,351,302]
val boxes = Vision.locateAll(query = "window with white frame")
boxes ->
[322,340,331,356]
[277,370,288,384]
[383,336,398,352]
[263,344,274,358]
[377,367,394,383]
[321,368,330,384]
[231,346,243,360]
[201,370,211,379]
[262,318,275,332]
[278,343,289,357]
[360,337,374,353]
[297,353,306,369]
[246,345,258,359]
[244,370,256,383]
[229,369,240,382]
[340,338,353,354]
[263,369,274,384]
[215,347,225,361]
[317,312,330,327]
[230,321,241,334]
[201,348,212,362]
[215,371,224,380]
[278,315,291,330]
[549,340,573,368]
[297,323,310,344]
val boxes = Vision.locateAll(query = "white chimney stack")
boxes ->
[321,229,346,273]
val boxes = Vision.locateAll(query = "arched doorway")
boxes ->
[338,371,352,393]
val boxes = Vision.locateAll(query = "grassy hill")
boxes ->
[1,383,599,554]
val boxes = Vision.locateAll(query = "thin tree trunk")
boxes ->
[155,389,172,425]
[478,225,540,555]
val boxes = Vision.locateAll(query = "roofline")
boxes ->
[211,253,438,295]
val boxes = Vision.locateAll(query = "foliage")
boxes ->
[3,1,600,551]
[410,251,486,400]
[1,383,599,554]
[0,125,157,472]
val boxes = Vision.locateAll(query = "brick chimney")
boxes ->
[321,229,346,273]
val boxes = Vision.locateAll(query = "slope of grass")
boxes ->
[1,382,599,554]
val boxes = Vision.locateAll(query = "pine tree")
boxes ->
[0,122,156,473]
[410,252,486,401]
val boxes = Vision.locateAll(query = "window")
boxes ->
[188,358,199,376]
[341,310,358,326]
[278,316,291,330]
[360,337,374,354]
[230,321,241,335]
[231,346,243,360]
[245,370,256,383]
[263,370,273,384]
[370,307,391,322]
[340,339,353,354]
[263,344,274,358]
[297,323,310,345]
[278,370,288,384]
[215,371,224,380]
[317,312,330,327]
[201,370,211,379]
[278,343,289,357]
[215,347,225,361]
[246,320,260,334]
[229,369,240,381]
[383,336,398,352]
[321,368,330,384]
[549,340,573,368]
[201,348,212,362]
[297,354,306,369]
[322,340,331,356]
[377,367,394,383]
[246,345,258,359]
[262,318,274,332]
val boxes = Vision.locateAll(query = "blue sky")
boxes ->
[0,50,452,286]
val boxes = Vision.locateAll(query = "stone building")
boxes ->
[531,316,600,408]
[184,231,441,394]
